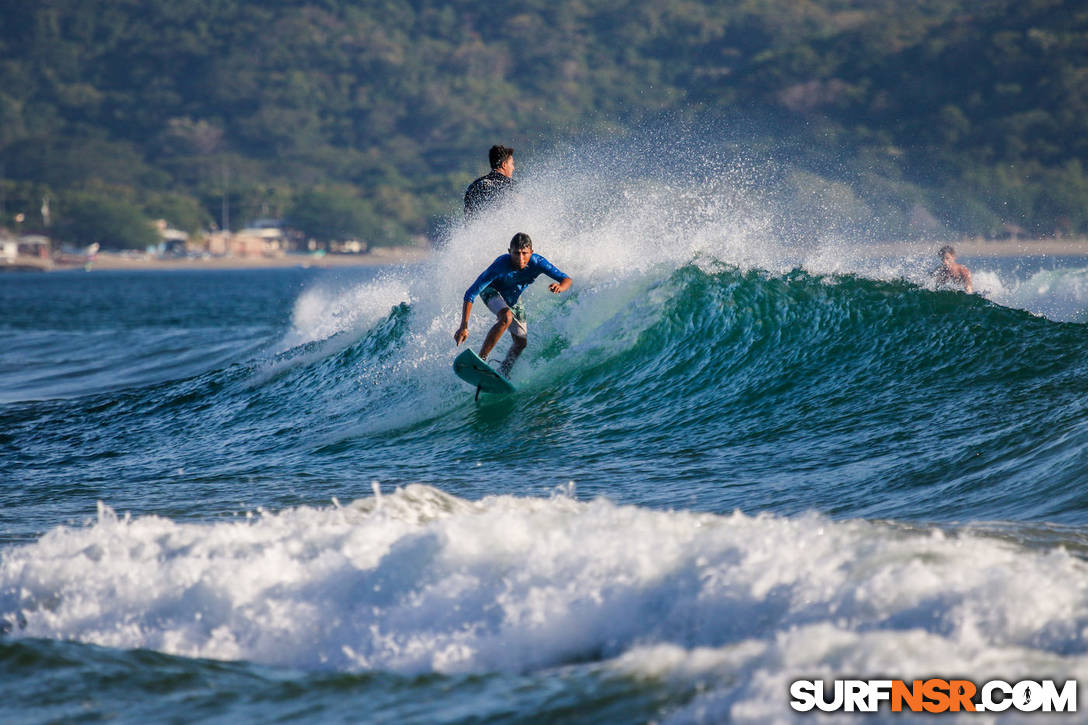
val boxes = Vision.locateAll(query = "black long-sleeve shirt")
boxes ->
[464,171,514,218]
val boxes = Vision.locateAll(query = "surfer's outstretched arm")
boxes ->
[454,300,472,346]
[548,277,572,294]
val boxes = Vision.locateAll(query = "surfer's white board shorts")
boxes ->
[483,292,527,339]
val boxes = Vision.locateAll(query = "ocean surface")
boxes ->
[5,177,1088,723]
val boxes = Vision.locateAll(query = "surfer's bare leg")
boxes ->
[499,335,527,377]
[479,309,513,360]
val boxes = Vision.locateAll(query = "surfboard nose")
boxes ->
[453,349,516,395]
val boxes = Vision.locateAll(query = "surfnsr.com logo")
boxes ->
[790,679,1077,714]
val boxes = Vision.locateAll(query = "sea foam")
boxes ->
[2,487,1086,720]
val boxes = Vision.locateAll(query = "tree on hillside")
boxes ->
[54,192,159,250]
[1,0,1087,241]
[286,187,381,245]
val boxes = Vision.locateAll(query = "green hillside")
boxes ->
[1,0,1086,247]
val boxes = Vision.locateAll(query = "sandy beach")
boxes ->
[91,247,431,271]
[82,239,1088,268]
[4,239,1087,274]
[2,246,432,272]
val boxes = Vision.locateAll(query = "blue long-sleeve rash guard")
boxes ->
[464,253,569,306]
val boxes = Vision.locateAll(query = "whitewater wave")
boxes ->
[257,141,1088,462]
[2,487,1087,721]
[974,264,1088,323]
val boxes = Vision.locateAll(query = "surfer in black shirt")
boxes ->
[464,145,515,218]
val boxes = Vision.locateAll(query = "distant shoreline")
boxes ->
[4,239,1087,274]
[2,247,431,272]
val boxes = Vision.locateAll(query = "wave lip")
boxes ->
[3,488,1087,720]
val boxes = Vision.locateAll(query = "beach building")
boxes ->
[18,235,52,257]
[0,236,16,263]
[204,230,230,257]
[0,233,52,270]
[232,224,288,257]
[153,220,191,257]
[203,226,287,258]
[328,239,368,254]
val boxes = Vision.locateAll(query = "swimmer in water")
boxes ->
[933,245,973,293]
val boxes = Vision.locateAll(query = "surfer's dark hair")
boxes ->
[938,244,955,257]
[489,145,514,170]
[509,232,533,250]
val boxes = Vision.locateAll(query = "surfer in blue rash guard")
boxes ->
[454,232,572,378]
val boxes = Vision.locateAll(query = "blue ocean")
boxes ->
[4,169,1088,723]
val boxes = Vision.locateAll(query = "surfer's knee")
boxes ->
[511,336,527,351]
[496,309,514,327]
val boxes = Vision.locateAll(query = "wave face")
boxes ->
[5,143,1088,722]
[9,261,1088,531]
